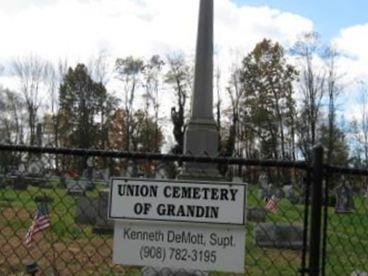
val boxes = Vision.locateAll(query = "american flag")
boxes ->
[265,195,278,213]
[24,202,51,247]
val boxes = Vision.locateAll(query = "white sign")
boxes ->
[113,222,245,273]
[109,178,246,225]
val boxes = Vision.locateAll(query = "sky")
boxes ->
[234,0,368,41]
[0,0,367,121]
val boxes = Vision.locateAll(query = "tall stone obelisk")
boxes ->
[142,1,218,275]
[181,0,220,180]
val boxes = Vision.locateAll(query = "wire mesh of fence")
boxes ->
[0,145,314,275]
[320,166,368,276]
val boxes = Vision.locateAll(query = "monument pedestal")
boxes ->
[180,119,222,181]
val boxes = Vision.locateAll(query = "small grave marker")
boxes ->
[66,178,86,196]
[255,223,303,250]
[335,177,355,213]
[75,196,98,225]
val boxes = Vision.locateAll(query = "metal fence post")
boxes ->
[309,145,324,276]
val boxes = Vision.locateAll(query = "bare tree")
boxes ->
[292,32,326,161]
[165,53,192,154]
[0,87,26,144]
[13,54,49,145]
[362,86,368,168]
[324,47,343,164]
[115,56,145,151]
[0,87,26,170]
[351,81,368,167]
[89,50,110,86]
[226,64,245,157]
[88,52,119,151]
[41,60,68,169]
[214,65,222,148]
[143,55,165,152]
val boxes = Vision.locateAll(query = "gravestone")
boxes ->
[335,179,355,213]
[259,173,268,188]
[232,176,243,183]
[155,164,167,180]
[255,223,303,250]
[34,195,53,203]
[75,196,99,225]
[260,183,274,201]
[59,174,66,188]
[102,169,110,182]
[282,184,293,198]
[351,271,368,276]
[92,190,113,234]
[79,178,94,191]
[275,187,285,198]
[290,193,303,205]
[282,184,301,204]
[0,175,5,189]
[127,161,135,177]
[25,159,48,187]
[14,174,28,190]
[259,173,271,200]
[86,157,94,177]
[18,163,26,174]
[28,161,42,176]
[83,157,96,189]
[246,206,266,223]
[123,161,137,178]
[66,178,86,196]
[25,261,39,275]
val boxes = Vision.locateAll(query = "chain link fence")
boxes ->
[0,145,315,275]
[321,166,368,276]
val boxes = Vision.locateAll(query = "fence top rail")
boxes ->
[0,144,309,169]
[325,164,368,176]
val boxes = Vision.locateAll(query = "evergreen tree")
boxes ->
[58,64,108,170]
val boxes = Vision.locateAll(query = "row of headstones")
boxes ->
[73,190,304,250]
[0,174,49,190]
[0,172,358,251]
[258,173,304,204]
[21,182,112,234]
[251,177,358,251]
[63,166,166,196]
[259,183,304,205]
[70,180,358,251]
[0,174,99,193]
[258,175,357,213]
[0,159,170,190]
[63,162,170,196]
[74,192,305,250]
[70,177,303,249]
[245,205,303,250]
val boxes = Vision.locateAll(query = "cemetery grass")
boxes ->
[0,185,367,275]
[0,185,141,275]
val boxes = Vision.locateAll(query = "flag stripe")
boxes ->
[24,203,51,247]
[265,196,278,213]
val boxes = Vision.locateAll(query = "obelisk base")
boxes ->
[179,119,223,181]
